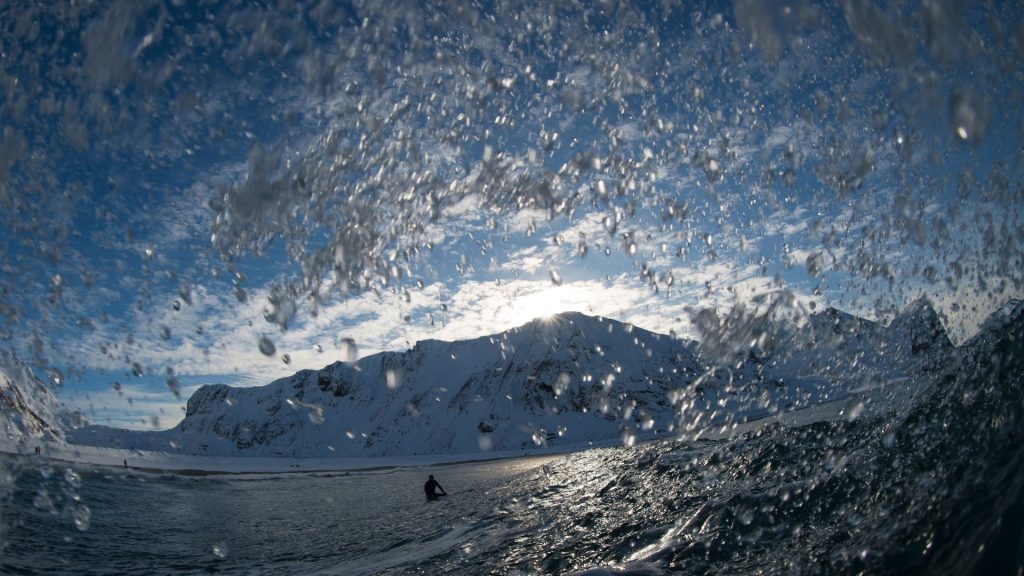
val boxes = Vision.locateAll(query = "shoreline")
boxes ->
[1,387,878,478]
[0,437,626,477]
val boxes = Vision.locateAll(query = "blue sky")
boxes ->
[1,0,1022,429]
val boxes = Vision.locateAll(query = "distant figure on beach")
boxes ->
[124,459,128,468]
[424,474,447,499]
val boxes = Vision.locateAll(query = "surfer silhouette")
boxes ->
[424,474,447,499]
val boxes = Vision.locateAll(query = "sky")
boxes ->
[1,0,1022,430]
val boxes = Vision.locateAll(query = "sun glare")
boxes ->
[507,285,588,326]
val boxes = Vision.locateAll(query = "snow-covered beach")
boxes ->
[5,381,880,476]
[4,438,603,476]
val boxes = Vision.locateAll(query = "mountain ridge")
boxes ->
[61,301,970,458]
[0,350,64,446]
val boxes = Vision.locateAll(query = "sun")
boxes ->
[507,284,588,325]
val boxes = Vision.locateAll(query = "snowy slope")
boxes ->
[764,298,953,384]
[0,350,64,447]
[67,305,955,459]
[967,298,1024,348]
[70,313,748,457]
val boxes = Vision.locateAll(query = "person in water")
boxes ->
[424,474,447,498]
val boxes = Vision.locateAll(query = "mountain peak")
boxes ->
[518,310,600,327]
[898,296,939,319]
[889,297,951,356]
[509,310,605,338]
[975,298,1024,339]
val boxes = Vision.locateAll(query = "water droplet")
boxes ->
[549,269,563,286]
[235,287,248,303]
[72,503,91,531]
[554,373,571,397]
[847,401,864,421]
[306,405,324,425]
[287,397,324,424]
[178,281,192,305]
[621,428,636,447]
[282,353,291,365]
[166,377,181,399]
[949,89,989,142]
[577,242,588,258]
[212,542,228,559]
[738,509,754,526]
[531,428,548,446]
[131,362,144,377]
[386,369,401,390]
[263,296,297,330]
[805,252,825,277]
[340,338,358,362]
[478,434,492,451]
[159,325,171,340]
[258,336,276,356]
[882,431,895,448]
[33,489,56,513]
[314,344,323,353]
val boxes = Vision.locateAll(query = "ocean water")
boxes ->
[0,456,560,575]
[3,326,1024,575]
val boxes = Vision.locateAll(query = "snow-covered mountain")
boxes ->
[969,298,1024,347]
[68,303,957,459]
[761,297,954,385]
[0,350,64,446]
[71,313,712,456]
